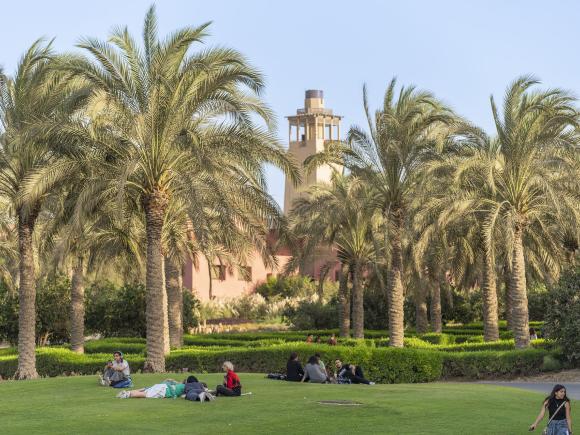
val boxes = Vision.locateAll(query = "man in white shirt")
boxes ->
[100,351,131,386]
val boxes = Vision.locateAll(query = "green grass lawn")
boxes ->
[0,373,566,434]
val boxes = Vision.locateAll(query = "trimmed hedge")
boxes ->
[442,349,553,379]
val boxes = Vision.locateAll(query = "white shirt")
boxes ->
[112,359,130,376]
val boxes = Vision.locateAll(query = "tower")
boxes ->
[283,90,343,214]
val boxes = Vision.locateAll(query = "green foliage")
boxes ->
[0,276,71,345]
[255,276,317,300]
[282,298,338,329]
[85,282,201,338]
[540,354,562,372]
[442,349,551,379]
[527,282,551,321]
[441,290,483,325]
[363,283,389,329]
[544,267,580,363]
[85,282,147,337]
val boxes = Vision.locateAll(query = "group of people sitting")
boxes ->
[99,352,243,400]
[285,352,374,385]
[305,334,337,346]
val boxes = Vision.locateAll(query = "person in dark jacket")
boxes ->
[334,359,374,385]
[184,376,214,402]
[216,361,242,397]
[286,352,304,382]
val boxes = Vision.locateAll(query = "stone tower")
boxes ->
[283,90,343,214]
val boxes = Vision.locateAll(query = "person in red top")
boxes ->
[216,361,242,397]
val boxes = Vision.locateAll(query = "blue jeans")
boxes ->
[547,419,569,435]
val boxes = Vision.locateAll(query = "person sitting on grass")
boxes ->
[334,359,374,385]
[302,355,329,383]
[327,334,337,346]
[100,351,131,387]
[286,352,304,382]
[529,384,572,434]
[216,361,242,397]
[306,334,314,343]
[116,376,196,399]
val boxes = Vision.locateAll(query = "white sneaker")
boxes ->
[205,392,216,402]
[116,390,130,399]
[199,392,206,403]
[369,382,375,385]
[99,375,109,386]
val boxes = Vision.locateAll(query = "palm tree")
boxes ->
[328,80,455,346]
[0,41,83,378]
[474,78,577,347]
[288,175,381,338]
[62,6,298,371]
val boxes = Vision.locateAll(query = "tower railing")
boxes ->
[296,107,334,115]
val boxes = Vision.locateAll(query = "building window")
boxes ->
[238,266,252,281]
[211,264,226,281]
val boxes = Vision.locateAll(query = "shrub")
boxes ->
[86,282,201,338]
[441,349,550,379]
[541,354,562,372]
[255,276,317,299]
[282,297,338,329]
[0,275,71,345]
[527,282,551,322]
[544,267,580,363]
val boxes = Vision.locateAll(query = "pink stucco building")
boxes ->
[182,90,341,301]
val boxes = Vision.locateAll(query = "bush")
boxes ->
[282,297,338,329]
[0,275,71,345]
[255,276,317,299]
[85,282,147,337]
[442,349,551,379]
[527,282,551,321]
[86,282,200,338]
[544,267,580,363]
[363,283,389,330]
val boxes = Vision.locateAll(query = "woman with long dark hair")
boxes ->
[529,384,572,434]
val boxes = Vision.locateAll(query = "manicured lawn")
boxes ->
[0,373,566,434]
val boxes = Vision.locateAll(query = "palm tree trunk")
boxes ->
[481,248,499,341]
[165,259,183,349]
[387,212,405,347]
[143,190,168,372]
[415,282,429,334]
[338,263,350,338]
[503,262,513,331]
[15,212,39,379]
[430,279,442,333]
[70,257,85,353]
[161,256,170,355]
[351,263,364,339]
[510,224,530,348]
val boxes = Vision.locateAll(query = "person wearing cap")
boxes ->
[100,351,131,387]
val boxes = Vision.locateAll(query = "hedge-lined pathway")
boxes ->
[477,382,580,399]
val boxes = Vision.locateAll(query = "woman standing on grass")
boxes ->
[529,384,572,434]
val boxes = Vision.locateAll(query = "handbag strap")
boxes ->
[546,399,567,426]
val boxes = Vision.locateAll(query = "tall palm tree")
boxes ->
[0,41,84,378]
[62,6,298,371]
[288,175,381,338]
[316,80,455,346]
[488,77,579,347]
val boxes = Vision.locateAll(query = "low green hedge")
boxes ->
[0,348,145,378]
[441,349,553,379]
[166,343,442,383]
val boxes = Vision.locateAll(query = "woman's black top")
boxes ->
[286,360,304,381]
[547,398,567,420]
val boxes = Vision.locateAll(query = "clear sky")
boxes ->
[2,0,579,206]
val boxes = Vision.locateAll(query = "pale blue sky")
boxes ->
[2,1,579,206]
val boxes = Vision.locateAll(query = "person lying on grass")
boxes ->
[529,384,572,434]
[302,355,329,383]
[100,351,131,387]
[334,360,374,385]
[216,361,242,397]
[117,376,213,400]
